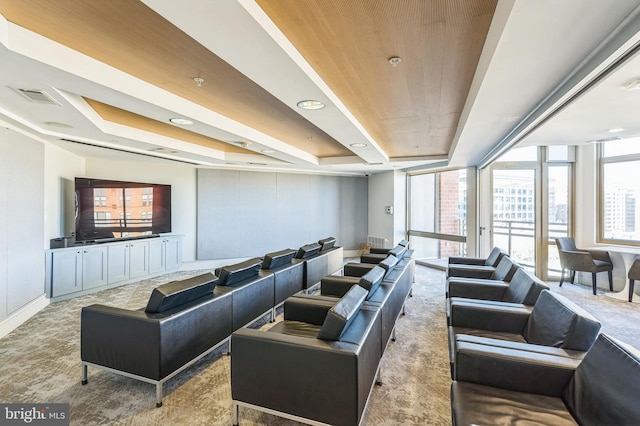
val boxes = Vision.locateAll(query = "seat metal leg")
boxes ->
[559,269,565,287]
[630,279,635,302]
[375,368,383,386]
[156,383,163,408]
[81,363,88,385]
[232,402,239,426]
[570,270,576,284]
[592,273,597,295]
[391,326,396,342]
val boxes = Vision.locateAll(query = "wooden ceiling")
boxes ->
[256,0,497,157]
[0,0,497,161]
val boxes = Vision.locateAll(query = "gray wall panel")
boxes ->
[0,131,7,319]
[339,176,368,250]
[197,169,367,260]
[1,129,45,315]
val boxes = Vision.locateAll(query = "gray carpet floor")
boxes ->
[0,265,637,425]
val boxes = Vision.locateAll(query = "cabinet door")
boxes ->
[51,250,82,297]
[148,238,165,275]
[82,246,108,290]
[128,241,149,279]
[107,243,129,284]
[164,237,181,271]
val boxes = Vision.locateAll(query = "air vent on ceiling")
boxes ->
[13,88,60,105]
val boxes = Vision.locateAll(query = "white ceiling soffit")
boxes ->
[449,0,640,168]
[0,13,324,168]
[140,0,389,166]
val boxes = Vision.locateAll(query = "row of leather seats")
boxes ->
[446,247,640,425]
[80,237,343,408]
[231,240,415,426]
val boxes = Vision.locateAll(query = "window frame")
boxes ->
[598,144,640,246]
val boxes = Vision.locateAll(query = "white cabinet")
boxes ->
[46,235,183,301]
[49,245,108,297]
[149,237,182,274]
[107,240,149,284]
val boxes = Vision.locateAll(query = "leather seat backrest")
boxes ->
[145,272,217,313]
[379,255,399,276]
[525,290,601,351]
[358,266,386,300]
[295,242,322,259]
[492,256,520,281]
[388,245,407,258]
[563,334,640,426]
[502,269,549,305]
[317,285,368,341]
[485,247,508,267]
[318,237,336,251]
[262,248,296,270]
[217,258,263,286]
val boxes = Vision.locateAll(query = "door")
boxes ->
[491,168,538,271]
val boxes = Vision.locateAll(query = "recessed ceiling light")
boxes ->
[296,100,325,110]
[169,118,194,125]
[388,56,402,66]
[350,143,367,148]
[261,149,276,154]
[608,128,625,133]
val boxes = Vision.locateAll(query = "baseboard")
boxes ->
[343,249,360,258]
[0,294,49,339]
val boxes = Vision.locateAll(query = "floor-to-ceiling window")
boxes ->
[490,146,574,279]
[407,168,467,267]
[598,137,640,245]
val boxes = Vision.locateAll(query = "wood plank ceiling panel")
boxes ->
[256,0,497,158]
[0,0,351,158]
[85,99,251,154]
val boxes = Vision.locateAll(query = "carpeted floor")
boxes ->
[0,264,638,425]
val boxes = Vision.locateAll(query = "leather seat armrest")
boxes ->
[448,257,485,266]
[343,263,375,277]
[283,296,334,325]
[81,304,162,379]
[454,340,579,397]
[449,301,530,332]
[447,266,495,279]
[447,281,508,300]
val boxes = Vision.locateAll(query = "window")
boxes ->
[94,188,107,207]
[408,169,467,264]
[599,137,640,244]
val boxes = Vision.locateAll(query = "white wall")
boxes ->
[368,170,407,247]
[43,144,85,245]
[575,144,598,247]
[84,157,198,261]
[196,169,368,259]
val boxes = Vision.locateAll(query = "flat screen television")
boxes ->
[74,177,171,243]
